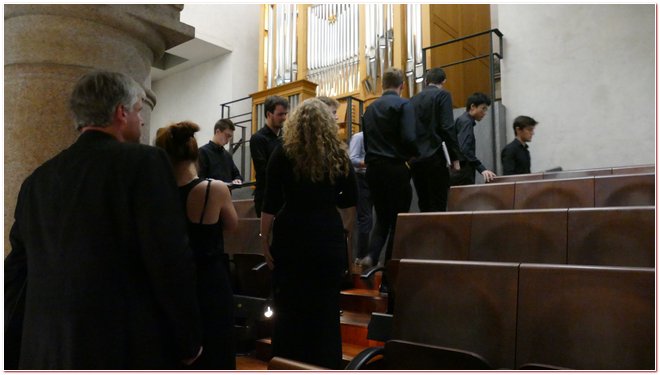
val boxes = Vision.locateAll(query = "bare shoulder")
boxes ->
[208,179,230,194]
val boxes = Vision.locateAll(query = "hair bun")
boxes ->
[170,121,199,143]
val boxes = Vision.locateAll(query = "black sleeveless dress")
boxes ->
[179,178,235,369]
[262,145,358,369]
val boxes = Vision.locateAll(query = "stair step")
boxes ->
[340,288,388,314]
[349,266,383,290]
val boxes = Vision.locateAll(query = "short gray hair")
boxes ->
[69,70,145,130]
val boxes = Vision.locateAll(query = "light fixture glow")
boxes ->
[264,305,274,318]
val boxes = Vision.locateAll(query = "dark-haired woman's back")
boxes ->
[154,122,238,369]
[179,177,238,369]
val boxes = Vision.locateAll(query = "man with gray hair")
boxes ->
[5,70,203,369]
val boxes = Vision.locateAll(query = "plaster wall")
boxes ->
[150,4,260,147]
[495,4,655,172]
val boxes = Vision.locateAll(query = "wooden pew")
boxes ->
[353,260,654,370]
[392,212,471,260]
[447,182,515,211]
[233,199,257,218]
[224,218,270,298]
[611,164,655,175]
[542,167,611,179]
[469,209,567,263]
[513,177,594,209]
[391,260,519,369]
[449,172,655,211]
[394,207,654,267]
[594,173,655,207]
[516,264,654,369]
[490,164,654,183]
[567,206,654,267]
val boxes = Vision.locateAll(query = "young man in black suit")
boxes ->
[361,68,419,274]
[501,115,538,175]
[409,67,462,212]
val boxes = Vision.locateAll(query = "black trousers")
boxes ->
[450,161,476,186]
[365,158,412,265]
[355,172,373,258]
[410,153,450,212]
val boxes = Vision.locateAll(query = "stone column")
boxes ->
[4,5,195,256]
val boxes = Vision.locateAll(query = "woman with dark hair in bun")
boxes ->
[155,121,238,369]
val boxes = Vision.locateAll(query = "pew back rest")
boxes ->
[393,213,471,260]
[223,218,270,297]
[223,218,261,255]
[233,199,257,218]
[393,260,519,369]
[516,264,655,370]
[611,165,655,175]
[490,173,544,184]
[384,340,492,370]
[448,182,515,211]
[542,167,611,179]
[594,173,655,207]
[567,206,655,267]
[514,177,594,209]
[469,209,568,263]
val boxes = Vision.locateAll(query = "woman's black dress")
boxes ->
[179,178,235,369]
[262,145,357,369]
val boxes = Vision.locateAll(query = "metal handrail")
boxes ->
[423,28,503,51]
[421,28,504,176]
[219,96,253,180]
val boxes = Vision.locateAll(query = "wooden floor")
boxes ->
[236,354,268,370]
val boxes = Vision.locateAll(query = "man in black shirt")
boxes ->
[451,92,497,185]
[409,67,461,212]
[501,115,538,175]
[362,68,418,272]
[249,95,289,217]
[198,118,243,184]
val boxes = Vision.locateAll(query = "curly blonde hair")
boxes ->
[282,98,351,183]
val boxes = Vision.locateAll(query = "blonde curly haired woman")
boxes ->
[260,98,357,369]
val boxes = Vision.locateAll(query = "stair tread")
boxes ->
[341,288,386,298]
[340,310,371,326]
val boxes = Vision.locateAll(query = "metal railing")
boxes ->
[342,95,366,143]
[421,28,504,172]
[220,96,252,182]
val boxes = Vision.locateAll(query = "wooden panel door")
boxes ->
[426,4,491,108]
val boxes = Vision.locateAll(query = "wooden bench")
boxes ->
[447,182,515,211]
[223,218,270,298]
[567,206,654,267]
[513,177,594,209]
[516,263,654,369]
[469,209,567,263]
[393,207,654,267]
[594,173,655,206]
[490,164,654,183]
[351,260,654,370]
[392,259,519,369]
[233,198,257,218]
[449,173,654,211]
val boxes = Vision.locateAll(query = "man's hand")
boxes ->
[451,160,461,171]
[481,169,497,183]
